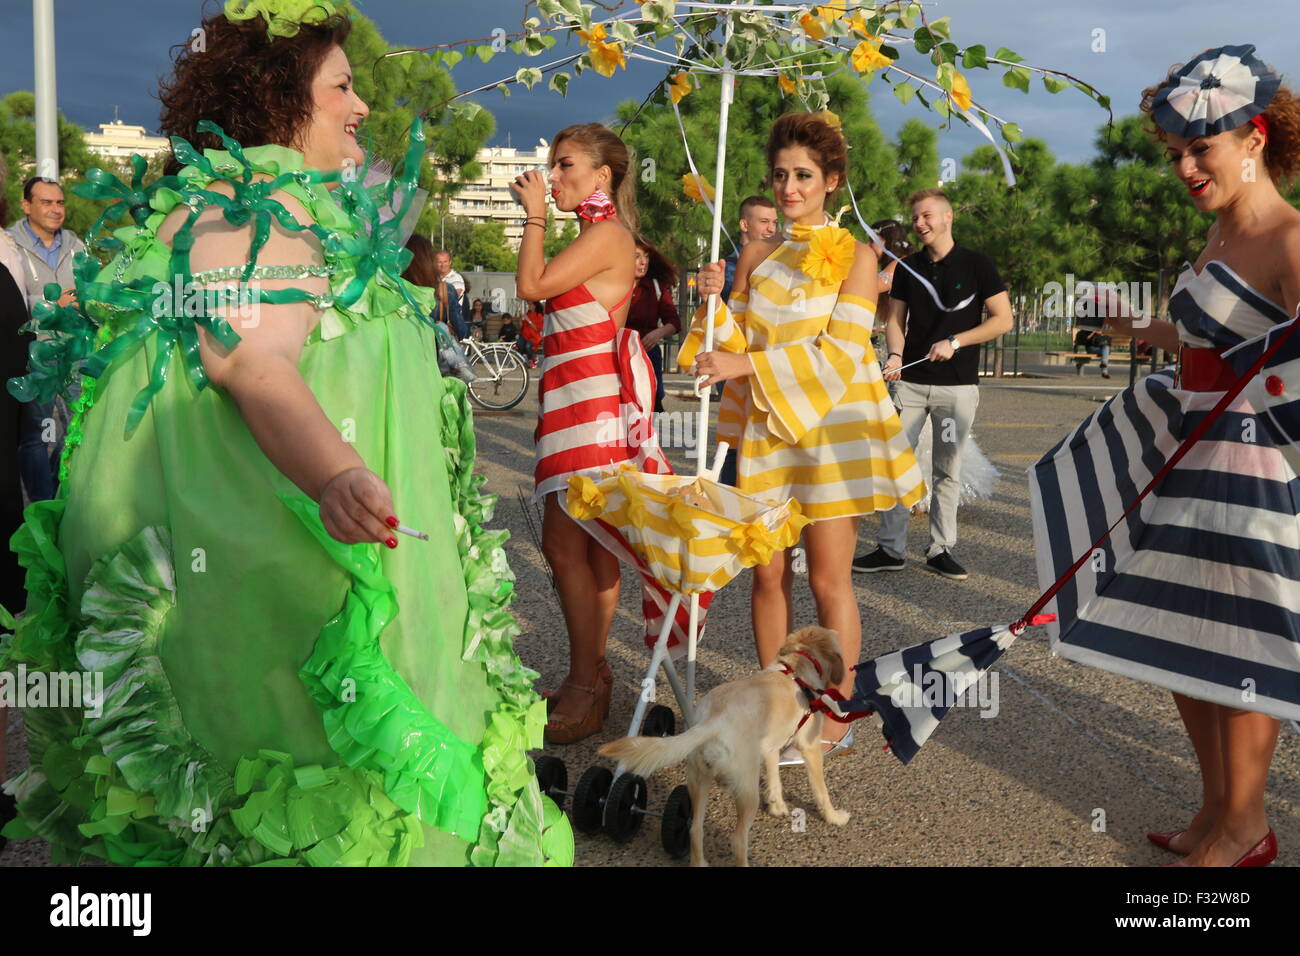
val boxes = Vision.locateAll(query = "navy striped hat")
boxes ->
[1152,44,1281,139]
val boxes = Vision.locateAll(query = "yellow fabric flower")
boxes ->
[577,24,627,77]
[950,70,973,112]
[778,73,800,95]
[814,4,840,22]
[844,9,871,37]
[668,72,693,105]
[817,109,843,132]
[800,225,856,285]
[681,172,715,204]
[566,475,607,520]
[729,521,780,567]
[799,11,826,41]
[851,40,892,73]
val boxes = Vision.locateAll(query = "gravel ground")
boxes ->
[3,362,1296,868]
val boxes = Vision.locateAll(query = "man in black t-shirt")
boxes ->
[854,189,1012,580]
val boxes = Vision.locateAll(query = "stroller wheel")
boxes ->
[642,705,676,737]
[534,755,568,811]
[603,773,647,843]
[572,766,612,834]
[661,785,692,859]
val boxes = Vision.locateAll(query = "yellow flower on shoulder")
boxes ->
[950,69,973,112]
[800,225,856,285]
[799,11,827,41]
[851,39,892,74]
[668,72,693,105]
[681,172,716,204]
[577,23,627,77]
[567,475,607,520]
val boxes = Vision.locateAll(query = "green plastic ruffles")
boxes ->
[1,392,572,864]
[0,123,572,866]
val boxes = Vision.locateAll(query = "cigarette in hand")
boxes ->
[395,524,429,541]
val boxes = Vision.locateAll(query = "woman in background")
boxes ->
[627,236,681,413]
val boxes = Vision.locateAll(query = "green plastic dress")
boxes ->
[1,127,573,866]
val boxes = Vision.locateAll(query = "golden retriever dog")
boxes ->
[599,626,850,866]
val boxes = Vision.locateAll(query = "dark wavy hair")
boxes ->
[157,7,352,172]
[401,234,440,288]
[870,219,914,259]
[765,112,849,199]
[634,234,677,288]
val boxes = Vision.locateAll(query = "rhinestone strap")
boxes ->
[189,263,335,284]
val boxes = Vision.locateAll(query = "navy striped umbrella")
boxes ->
[837,616,1054,765]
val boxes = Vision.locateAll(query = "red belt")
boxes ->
[1178,346,1239,392]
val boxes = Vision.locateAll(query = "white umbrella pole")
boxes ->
[686,9,736,721]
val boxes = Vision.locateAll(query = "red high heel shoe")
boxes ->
[1162,830,1277,867]
[1233,830,1277,867]
[1147,830,1187,853]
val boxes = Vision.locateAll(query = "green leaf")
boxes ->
[937,41,959,65]
[913,27,934,54]
[1098,94,1112,111]
[893,82,916,105]
[1002,66,1030,93]
[879,44,901,60]
[1043,75,1069,94]
[936,62,954,92]
[900,3,921,29]
[962,44,988,69]
[558,0,582,15]
[929,16,952,40]
[442,49,463,69]
[934,97,951,120]
[609,19,637,43]
[548,72,570,97]
[765,39,780,58]
[515,67,543,90]
[994,47,1024,64]
[464,43,476,59]
[497,82,510,99]
[1001,121,1023,143]
[476,45,496,64]
[510,39,526,56]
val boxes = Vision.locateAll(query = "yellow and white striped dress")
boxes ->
[677,221,926,521]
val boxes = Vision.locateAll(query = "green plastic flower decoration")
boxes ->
[223,0,340,39]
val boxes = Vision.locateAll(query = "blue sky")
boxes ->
[1,0,1296,168]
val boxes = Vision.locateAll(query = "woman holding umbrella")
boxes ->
[681,112,926,754]
[1031,45,1300,866]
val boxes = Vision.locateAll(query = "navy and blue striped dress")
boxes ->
[1030,260,1300,720]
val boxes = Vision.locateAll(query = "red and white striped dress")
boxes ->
[533,283,671,499]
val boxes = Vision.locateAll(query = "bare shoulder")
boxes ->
[738,234,781,273]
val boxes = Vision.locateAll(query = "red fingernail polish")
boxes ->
[385,537,398,549]
[385,515,398,527]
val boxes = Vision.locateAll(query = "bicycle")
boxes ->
[461,337,530,411]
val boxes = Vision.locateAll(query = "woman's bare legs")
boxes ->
[1180,705,1279,866]
[542,493,620,723]
[1167,693,1225,852]
[803,516,862,743]
[752,548,794,668]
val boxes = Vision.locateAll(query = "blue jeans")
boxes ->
[19,399,58,501]
[646,343,665,409]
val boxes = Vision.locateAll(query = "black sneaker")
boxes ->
[852,547,905,573]
[926,551,968,580]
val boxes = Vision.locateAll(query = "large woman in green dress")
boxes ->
[0,1,570,866]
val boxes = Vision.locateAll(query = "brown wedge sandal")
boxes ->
[544,672,613,745]
[544,659,613,715]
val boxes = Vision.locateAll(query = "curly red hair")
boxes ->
[1140,76,1300,185]
[157,8,351,171]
